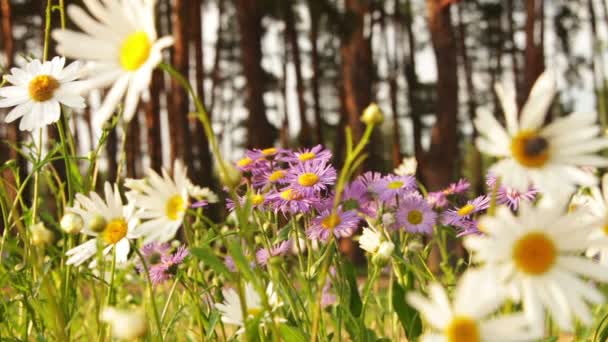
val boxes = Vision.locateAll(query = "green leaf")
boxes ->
[227,240,255,281]
[343,260,362,317]
[278,324,307,342]
[244,313,263,342]
[190,246,231,278]
[206,310,220,339]
[392,279,422,341]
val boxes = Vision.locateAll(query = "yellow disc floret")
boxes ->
[120,31,152,71]
[166,195,186,220]
[102,218,128,244]
[321,213,341,230]
[237,157,253,168]
[445,316,480,342]
[29,75,59,102]
[252,194,265,206]
[407,210,423,225]
[262,147,277,156]
[298,152,316,162]
[298,173,320,187]
[510,130,550,168]
[457,204,475,217]
[387,181,404,189]
[512,232,556,275]
[604,223,608,235]
[268,170,286,182]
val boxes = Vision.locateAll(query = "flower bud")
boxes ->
[361,103,384,126]
[101,307,147,340]
[219,163,242,190]
[89,215,107,233]
[60,213,84,234]
[372,241,394,266]
[30,222,54,247]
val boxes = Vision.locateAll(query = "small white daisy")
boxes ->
[52,0,173,127]
[394,156,417,176]
[359,226,382,254]
[407,270,540,342]
[465,202,608,331]
[474,71,608,194]
[0,56,85,131]
[101,307,147,340]
[126,160,196,243]
[214,282,281,334]
[66,182,138,266]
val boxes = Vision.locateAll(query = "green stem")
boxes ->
[43,0,52,61]
[361,265,379,319]
[133,243,163,342]
[160,274,181,325]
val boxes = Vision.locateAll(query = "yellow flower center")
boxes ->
[298,152,316,161]
[407,210,423,225]
[603,223,608,235]
[457,204,475,216]
[252,194,265,206]
[513,232,556,275]
[28,75,59,102]
[510,130,550,168]
[119,31,152,71]
[166,195,186,220]
[280,189,301,201]
[477,223,487,233]
[268,170,286,182]
[445,316,480,342]
[321,213,341,230]
[262,147,277,156]
[298,173,320,187]
[387,181,403,189]
[247,307,262,317]
[237,157,253,167]
[102,219,128,244]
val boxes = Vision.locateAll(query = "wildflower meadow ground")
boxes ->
[4,1,608,342]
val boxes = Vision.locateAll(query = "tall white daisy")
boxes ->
[66,182,138,266]
[407,270,540,342]
[474,71,608,194]
[126,160,198,243]
[52,0,173,127]
[214,282,281,334]
[465,203,608,331]
[0,56,85,131]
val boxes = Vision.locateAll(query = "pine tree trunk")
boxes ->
[191,0,213,185]
[236,0,276,148]
[521,0,544,108]
[209,0,224,115]
[422,0,459,190]
[404,0,423,159]
[307,0,323,144]
[169,0,192,171]
[285,0,312,147]
[145,70,164,172]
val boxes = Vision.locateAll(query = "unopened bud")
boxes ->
[361,103,384,126]
[372,241,394,266]
[60,213,84,234]
[219,164,242,190]
[89,215,107,233]
[30,222,54,247]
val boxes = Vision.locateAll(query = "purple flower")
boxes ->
[358,171,383,190]
[235,155,269,173]
[486,174,537,210]
[281,145,332,165]
[285,160,337,196]
[267,187,317,214]
[441,195,490,227]
[226,192,267,212]
[246,147,283,161]
[454,219,483,237]
[256,240,292,266]
[306,208,360,242]
[251,167,289,189]
[427,191,448,209]
[191,200,209,208]
[341,179,376,217]
[396,194,437,234]
[224,256,237,272]
[139,244,189,286]
[370,175,417,203]
[442,179,470,196]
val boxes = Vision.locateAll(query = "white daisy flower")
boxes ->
[407,270,540,342]
[214,282,281,334]
[125,160,193,243]
[65,182,138,266]
[465,202,608,331]
[474,71,608,194]
[101,307,147,340]
[52,0,173,127]
[359,226,382,254]
[0,56,85,131]
[394,156,417,176]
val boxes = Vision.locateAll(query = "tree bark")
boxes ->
[236,0,277,148]
[145,69,163,172]
[307,0,323,144]
[191,0,213,185]
[422,0,459,190]
[285,0,312,147]
[209,0,224,115]
[403,0,423,159]
[169,0,192,171]
[521,0,544,108]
